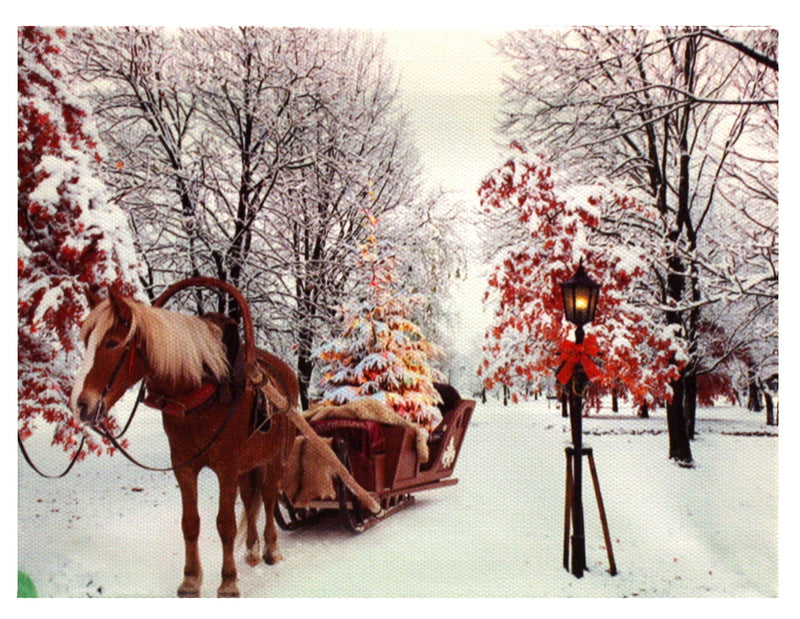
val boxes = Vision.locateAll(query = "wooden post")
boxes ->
[563,448,573,570]
[586,448,617,575]
[562,446,618,576]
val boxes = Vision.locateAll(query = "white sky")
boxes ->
[381,30,508,203]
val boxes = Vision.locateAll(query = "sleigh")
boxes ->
[276,387,475,533]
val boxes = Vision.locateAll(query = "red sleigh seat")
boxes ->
[308,386,471,495]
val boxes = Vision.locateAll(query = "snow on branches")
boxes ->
[479,144,686,410]
[314,210,444,431]
[18,27,141,455]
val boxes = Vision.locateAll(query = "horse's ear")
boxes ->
[108,288,133,327]
[85,287,102,309]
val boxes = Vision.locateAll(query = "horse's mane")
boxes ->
[82,298,230,389]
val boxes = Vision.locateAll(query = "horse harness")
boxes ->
[110,308,284,436]
[90,350,290,475]
[142,364,282,437]
[143,381,227,418]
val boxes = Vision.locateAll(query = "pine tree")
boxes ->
[314,210,444,432]
[18,27,141,455]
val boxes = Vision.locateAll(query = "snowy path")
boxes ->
[18,398,778,598]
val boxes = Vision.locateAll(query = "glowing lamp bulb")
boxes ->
[559,262,600,327]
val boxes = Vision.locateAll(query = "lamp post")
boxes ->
[560,260,600,578]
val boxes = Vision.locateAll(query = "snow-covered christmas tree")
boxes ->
[314,209,444,432]
[18,27,141,455]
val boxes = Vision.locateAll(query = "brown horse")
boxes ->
[70,287,298,597]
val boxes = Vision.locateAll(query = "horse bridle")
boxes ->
[84,331,139,425]
[18,331,140,479]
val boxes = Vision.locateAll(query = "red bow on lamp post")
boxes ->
[556,334,602,386]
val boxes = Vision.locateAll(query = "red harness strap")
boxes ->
[145,382,219,417]
[127,337,138,373]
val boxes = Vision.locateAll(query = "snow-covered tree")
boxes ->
[479,145,685,413]
[380,189,468,374]
[66,27,452,407]
[18,26,141,455]
[314,210,444,432]
[694,295,777,426]
[497,27,778,465]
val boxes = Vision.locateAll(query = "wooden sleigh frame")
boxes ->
[276,395,475,533]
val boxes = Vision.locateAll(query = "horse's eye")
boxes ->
[105,339,120,349]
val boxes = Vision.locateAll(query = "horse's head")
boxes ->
[70,289,147,426]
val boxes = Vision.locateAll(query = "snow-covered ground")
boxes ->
[18,395,779,599]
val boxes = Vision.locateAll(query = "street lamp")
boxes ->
[559,260,600,578]
[560,261,600,332]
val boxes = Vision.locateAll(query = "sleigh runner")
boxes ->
[277,387,475,533]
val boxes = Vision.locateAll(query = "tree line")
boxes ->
[18,27,465,455]
[63,27,464,408]
[19,27,778,467]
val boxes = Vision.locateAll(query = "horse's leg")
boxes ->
[238,469,263,567]
[215,467,241,598]
[174,467,203,598]
[261,460,286,565]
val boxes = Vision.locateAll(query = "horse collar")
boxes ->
[144,381,220,418]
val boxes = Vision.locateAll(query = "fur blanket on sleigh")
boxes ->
[304,398,430,463]
[281,398,429,509]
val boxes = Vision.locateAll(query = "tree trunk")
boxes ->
[764,391,775,426]
[747,383,762,411]
[561,392,568,418]
[685,368,697,440]
[759,375,778,426]
[667,369,694,465]
[660,32,697,467]
[296,325,314,411]
[611,388,619,413]
[294,277,319,410]
[638,404,649,418]
[664,249,694,466]
[747,366,762,412]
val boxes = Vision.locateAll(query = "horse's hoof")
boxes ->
[217,582,240,598]
[245,550,261,567]
[177,575,202,597]
[263,549,283,565]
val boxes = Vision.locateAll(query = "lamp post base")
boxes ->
[571,533,587,578]
[563,446,617,577]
